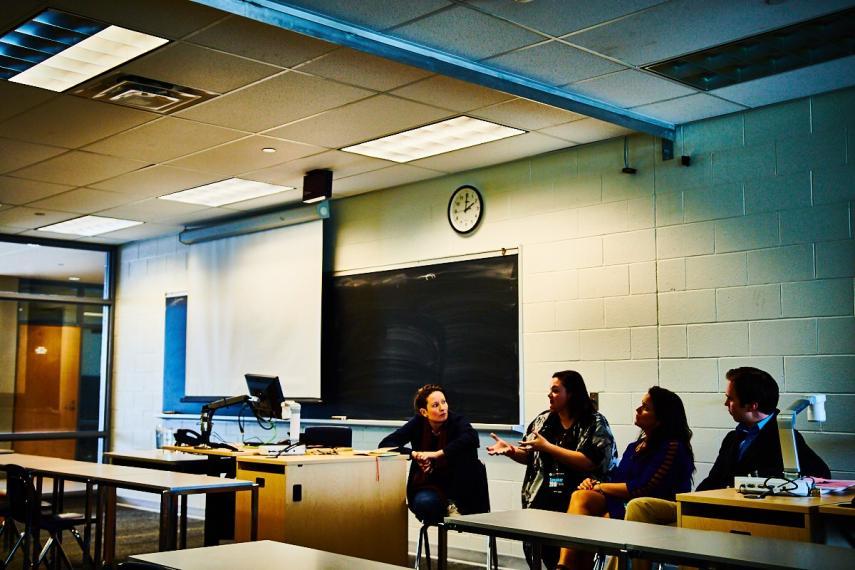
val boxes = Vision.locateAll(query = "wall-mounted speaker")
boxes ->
[302,169,333,203]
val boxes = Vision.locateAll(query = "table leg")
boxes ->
[179,495,188,549]
[531,542,542,569]
[83,480,93,565]
[616,548,632,570]
[159,492,178,551]
[437,523,447,570]
[94,485,104,570]
[103,486,117,567]
[250,486,259,541]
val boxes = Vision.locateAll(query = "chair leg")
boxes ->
[414,525,424,570]
[487,535,497,570]
[3,530,26,568]
[423,526,431,570]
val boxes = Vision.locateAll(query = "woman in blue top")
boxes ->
[556,386,694,570]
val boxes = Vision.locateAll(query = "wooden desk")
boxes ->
[234,453,407,566]
[677,488,853,542]
[130,539,405,569]
[439,509,854,570]
[819,501,855,547]
[0,453,258,568]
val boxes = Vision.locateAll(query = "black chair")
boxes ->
[302,426,352,447]
[1,493,22,563]
[3,465,92,570]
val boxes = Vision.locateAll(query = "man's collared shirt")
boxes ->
[735,414,773,461]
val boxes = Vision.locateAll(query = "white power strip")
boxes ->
[734,476,814,496]
[258,444,306,456]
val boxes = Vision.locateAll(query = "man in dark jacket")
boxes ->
[696,366,830,491]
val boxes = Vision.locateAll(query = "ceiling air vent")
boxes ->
[73,74,216,113]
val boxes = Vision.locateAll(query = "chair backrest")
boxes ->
[3,464,34,524]
[302,426,352,447]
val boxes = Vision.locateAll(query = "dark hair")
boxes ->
[552,370,595,420]
[413,384,445,414]
[642,386,694,467]
[726,367,779,414]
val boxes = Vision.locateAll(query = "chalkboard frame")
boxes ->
[303,249,521,424]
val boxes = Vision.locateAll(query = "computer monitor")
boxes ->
[245,374,285,419]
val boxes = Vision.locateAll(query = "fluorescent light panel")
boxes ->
[342,116,525,162]
[159,178,295,207]
[37,215,142,236]
[1,9,167,92]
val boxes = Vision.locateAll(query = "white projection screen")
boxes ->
[185,220,322,399]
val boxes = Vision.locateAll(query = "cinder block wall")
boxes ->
[113,87,854,563]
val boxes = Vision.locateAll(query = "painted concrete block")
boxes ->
[524,239,576,274]
[654,151,712,195]
[715,212,779,253]
[684,182,744,223]
[603,229,655,265]
[570,361,606,391]
[656,221,715,259]
[627,195,655,230]
[518,208,580,245]
[554,173,603,209]
[683,113,743,155]
[776,128,846,176]
[785,355,855,393]
[688,322,749,357]
[579,265,629,298]
[812,163,855,205]
[779,393,855,434]
[811,88,855,132]
[630,261,657,294]
[597,392,634,425]
[657,259,685,292]
[780,203,851,245]
[818,317,855,355]
[659,360,720,393]
[605,359,659,392]
[816,239,855,279]
[631,326,658,359]
[802,432,855,474]
[659,325,687,358]
[522,269,579,303]
[604,294,658,327]
[602,168,654,204]
[523,301,556,332]
[654,190,684,226]
[580,328,631,360]
[747,244,814,285]
[692,427,731,463]
[716,284,782,322]
[749,319,817,356]
[686,252,747,290]
[525,330,580,361]
[658,289,716,324]
[717,356,784,389]
[579,200,627,237]
[782,278,854,317]
[712,143,775,184]
[679,392,734,429]
[574,236,605,268]
[744,98,810,145]
[556,298,604,330]
[744,171,811,214]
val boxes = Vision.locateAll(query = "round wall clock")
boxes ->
[447,185,483,234]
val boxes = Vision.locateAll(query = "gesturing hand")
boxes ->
[578,478,597,490]
[517,430,551,453]
[486,433,514,456]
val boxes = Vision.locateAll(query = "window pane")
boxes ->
[0,241,108,298]
[0,299,105,460]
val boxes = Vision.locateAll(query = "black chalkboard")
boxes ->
[302,253,519,423]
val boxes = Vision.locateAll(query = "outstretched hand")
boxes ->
[517,429,551,453]
[486,433,514,456]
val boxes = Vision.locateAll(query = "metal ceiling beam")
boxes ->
[191,0,676,140]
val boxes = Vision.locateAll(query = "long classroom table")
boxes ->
[438,509,854,570]
[0,453,258,568]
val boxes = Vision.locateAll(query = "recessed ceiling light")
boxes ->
[341,116,525,163]
[68,276,80,281]
[0,9,168,92]
[37,215,143,236]
[158,178,295,207]
[261,147,277,153]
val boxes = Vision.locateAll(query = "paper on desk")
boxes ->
[353,447,398,456]
[813,479,855,492]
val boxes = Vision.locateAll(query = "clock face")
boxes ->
[448,185,483,234]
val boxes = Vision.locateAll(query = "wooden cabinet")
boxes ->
[234,454,407,566]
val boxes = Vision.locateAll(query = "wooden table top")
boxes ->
[677,487,853,513]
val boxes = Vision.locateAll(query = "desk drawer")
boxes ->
[679,502,812,542]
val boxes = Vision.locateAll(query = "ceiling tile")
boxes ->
[242,150,394,187]
[0,138,68,174]
[10,152,148,187]
[0,177,74,206]
[540,117,634,144]
[281,0,452,30]
[0,96,157,149]
[27,188,135,214]
[0,82,56,123]
[709,56,855,109]
[486,41,626,86]
[51,0,227,40]
[391,5,544,60]
[297,48,432,91]
[465,0,666,37]
[391,75,514,112]
[631,94,747,124]
[175,71,373,132]
[96,198,208,223]
[266,95,453,148]
[166,136,325,177]
[79,221,183,241]
[410,131,570,172]
[569,69,695,108]
[333,164,446,196]
[564,0,855,66]
[0,207,76,230]
[220,189,304,212]
[471,99,586,130]
[83,117,247,163]
[118,42,281,94]
[187,16,336,68]
[90,165,223,198]
[0,225,24,235]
